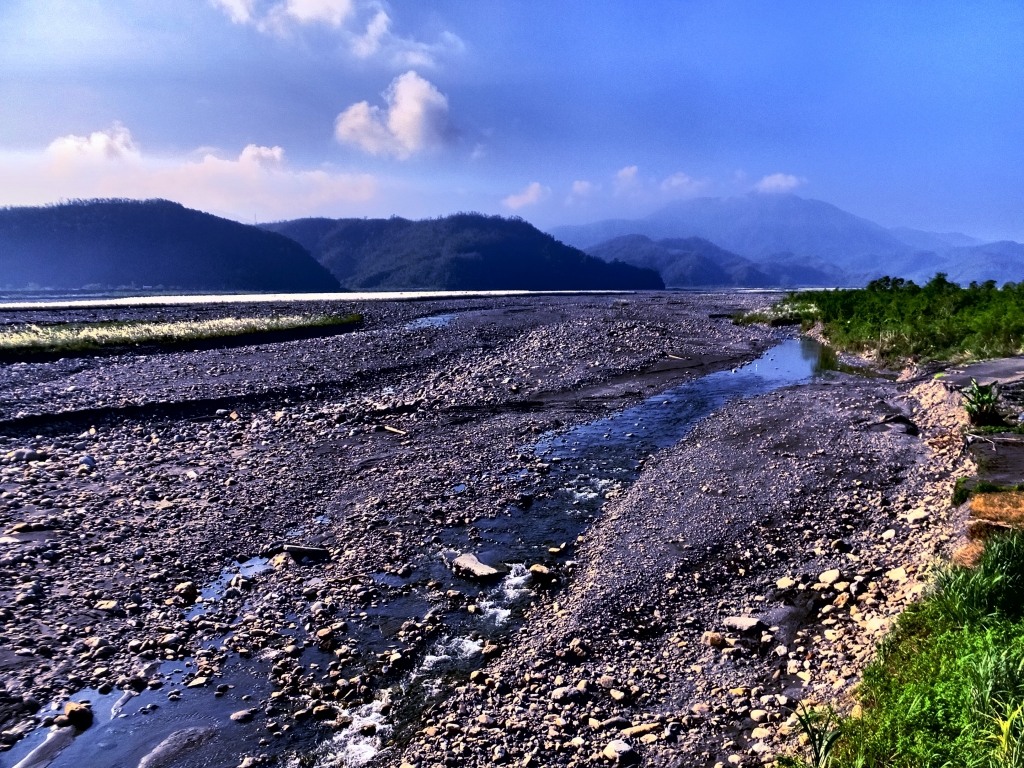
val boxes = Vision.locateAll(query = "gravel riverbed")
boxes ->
[0,292,963,768]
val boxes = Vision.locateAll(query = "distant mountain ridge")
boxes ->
[585,235,840,288]
[0,199,340,292]
[552,193,1024,286]
[263,213,663,291]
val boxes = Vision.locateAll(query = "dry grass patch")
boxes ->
[0,313,361,356]
[970,491,1024,526]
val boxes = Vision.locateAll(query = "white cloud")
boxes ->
[211,0,257,24]
[755,173,803,193]
[659,172,708,197]
[352,9,390,57]
[335,71,451,159]
[284,0,353,26]
[46,122,140,165]
[614,165,640,196]
[0,125,376,221]
[210,0,462,67]
[503,182,550,210]
[565,180,598,205]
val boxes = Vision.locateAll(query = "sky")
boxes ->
[1,0,1024,239]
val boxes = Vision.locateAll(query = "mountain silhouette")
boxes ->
[0,199,340,292]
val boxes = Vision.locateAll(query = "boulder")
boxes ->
[283,544,331,563]
[451,553,501,580]
[723,616,765,634]
[62,701,93,730]
[174,582,198,604]
[603,739,636,761]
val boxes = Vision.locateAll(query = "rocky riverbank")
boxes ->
[394,371,971,768]
[0,292,794,767]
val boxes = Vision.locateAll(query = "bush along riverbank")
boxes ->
[780,369,1024,767]
[741,274,1024,365]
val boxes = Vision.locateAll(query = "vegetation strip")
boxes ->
[742,274,1024,364]
[781,533,1024,768]
[0,313,361,357]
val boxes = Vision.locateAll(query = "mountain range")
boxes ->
[0,201,660,293]
[3,195,1020,294]
[552,194,1024,287]
[262,213,663,291]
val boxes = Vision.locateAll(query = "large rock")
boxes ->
[283,544,331,563]
[451,553,501,580]
[723,616,765,634]
[61,701,93,730]
[174,582,198,604]
[551,686,586,703]
[603,739,636,761]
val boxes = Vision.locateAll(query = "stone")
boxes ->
[283,544,331,563]
[723,616,764,634]
[906,508,930,525]
[603,739,635,760]
[312,705,337,720]
[174,582,198,604]
[528,563,554,583]
[95,600,119,612]
[62,701,93,730]
[451,553,501,580]
[701,631,725,647]
[551,686,585,703]
[230,709,254,723]
[621,723,660,737]
[776,577,796,589]
[886,567,908,583]
[818,569,841,585]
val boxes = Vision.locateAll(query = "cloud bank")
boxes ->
[335,71,451,159]
[210,0,463,67]
[0,124,376,221]
[755,173,803,193]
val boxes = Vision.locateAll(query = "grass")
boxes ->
[952,479,1024,507]
[782,533,1024,768]
[745,274,1024,365]
[0,313,361,356]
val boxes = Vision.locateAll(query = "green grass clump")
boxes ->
[753,274,1024,364]
[963,378,1006,427]
[784,533,1024,767]
[0,313,361,356]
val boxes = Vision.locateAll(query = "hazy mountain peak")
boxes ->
[888,227,983,251]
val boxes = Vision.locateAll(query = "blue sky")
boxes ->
[1,1,1023,238]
